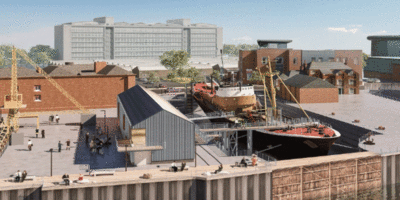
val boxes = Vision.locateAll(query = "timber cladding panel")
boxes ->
[271,155,382,200]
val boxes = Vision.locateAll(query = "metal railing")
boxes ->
[185,111,234,119]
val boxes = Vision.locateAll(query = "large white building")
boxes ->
[54,17,223,61]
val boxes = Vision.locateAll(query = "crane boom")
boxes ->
[16,49,90,114]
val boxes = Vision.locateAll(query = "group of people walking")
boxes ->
[14,170,28,182]
[48,114,60,124]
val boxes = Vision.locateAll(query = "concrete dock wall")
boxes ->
[0,171,272,200]
[381,152,400,199]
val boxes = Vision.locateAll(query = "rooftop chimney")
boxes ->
[94,62,107,73]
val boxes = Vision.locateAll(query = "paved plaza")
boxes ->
[288,90,400,154]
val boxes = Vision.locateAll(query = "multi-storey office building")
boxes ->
[54,17,223,61]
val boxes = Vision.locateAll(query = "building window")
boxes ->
[349,88,355,94]
[123,114,125,130]
[262,57,268,65]
[343,58,347,63]
[293,57,297,64]
[354,58,358,65]
[337,80,343,86]
[336,58,340,62]
[276,57,284,64]
[34,85,41,91]
[349,79,355,86]
[34,95,41,102]
[311,57,316,62]
[318,57,323,62]
[329,57,335,62]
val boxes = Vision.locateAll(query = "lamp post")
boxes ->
[50,148,53,176]
[101,110,107,137]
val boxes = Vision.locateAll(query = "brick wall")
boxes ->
[392,64,400,82]
[287,50,302,73]
[0,75,136,114]
[239,50,257,84]
[334,50,363,77]
[298,88,338,103]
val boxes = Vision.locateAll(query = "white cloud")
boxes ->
[350,25,362,28]
[327,27,358,34]
[231,35,253,44]
[0,27,54,50]
[370,30,387,35]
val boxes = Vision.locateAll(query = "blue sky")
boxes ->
[1,0,399,54]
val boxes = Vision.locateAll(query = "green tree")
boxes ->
[160,50,191,71]
[211,69,221,81]
[176,66,188,77]
[362,53,369,68]
[28,45,56,66]
[147,72,160,84]
[0,45,28,68]
[187,66,203,82]
[248,71,263,82]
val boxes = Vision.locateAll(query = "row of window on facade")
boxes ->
[260,57,359,65]
[322,79,355,86]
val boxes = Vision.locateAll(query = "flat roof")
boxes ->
[287,89,400,154]
[257,39,292,44]
[367,35,400,40]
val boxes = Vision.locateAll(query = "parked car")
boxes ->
[159,83,166,88]
[140,78,148,82]
[374,78,381,83]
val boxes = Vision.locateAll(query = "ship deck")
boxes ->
[193,83,215,97]
[269,125,336,138]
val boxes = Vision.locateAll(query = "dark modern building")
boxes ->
[364,35,400,82]
[117,85,195,165]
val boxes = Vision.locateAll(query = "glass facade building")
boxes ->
[54,17,223,60]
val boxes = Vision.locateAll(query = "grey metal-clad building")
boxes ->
[117,85,195,164]
[55,17,223,61]
[365,35,400,74]
[302,50,336,63]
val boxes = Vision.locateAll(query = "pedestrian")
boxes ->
[27,140,32,151]
[66,139,71,150]
[55,115,60,124]
[21,170,27,182]
[49,115,54,124]
[85,132,90,144]
[14,170,21,182]
[35,129,39,138]
[62,173,70,185]
[41,130,45,138]
[58,141,62,152]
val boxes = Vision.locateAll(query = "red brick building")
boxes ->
[0,62,135,114]
[239,40,363,87]
[306,62,360,95]
[278,74,338,103]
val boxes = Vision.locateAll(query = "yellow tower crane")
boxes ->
[0,46,92,154]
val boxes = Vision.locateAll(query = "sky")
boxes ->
[1,0,399,55]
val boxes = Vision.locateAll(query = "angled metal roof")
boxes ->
[118,85,190,126]
[0,67,41,78]
[43,64,133,76]
[284,74,336,89]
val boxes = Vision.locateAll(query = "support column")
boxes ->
[254,174,259,200]
[135,184,142,200]
[177,181,183,200]
[17,189,25,200]
[392,155,396,199]
[77,188,85,200]
[242,176,248,200]
[217,179,223,200]
[206,180,211,200]
[230,177,236,200]
[92,187,99,200]
[382,156,387,200]
[235,131,238,156]
[107,186,113,200]
[1,191,10,200]
[247,130,253,155]
[62,189,69,200]
[223,131,227,152]
[121,185,128,200]
[266,173,272,200]
[163,182,169,200]
[46,190,54,200]
[149,183,156,200]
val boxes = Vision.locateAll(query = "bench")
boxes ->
[9,175,36,182]
[89,169,115,177]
